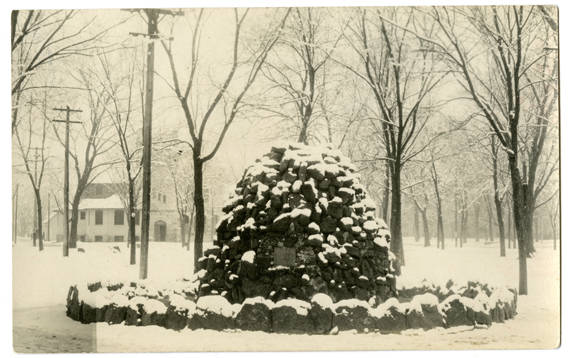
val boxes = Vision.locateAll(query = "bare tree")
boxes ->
[52,69,116,249]
[11,10,113,134]
[429,148,445,250]
[161,8,291,270]
[97,51,143,264]
[13,94,50,251]
[341,8,447,271]
[261,8,342,143]
[488,135,507,256]
[422,5,558,294]
[165,150,194,249]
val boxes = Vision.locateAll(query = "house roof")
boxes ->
[78,194,124,210]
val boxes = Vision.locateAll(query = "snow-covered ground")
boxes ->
[12,237,560,352]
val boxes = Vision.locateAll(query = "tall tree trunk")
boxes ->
[495,196,506,257]
[454,192,459,247]
[413,203,420,242]
[513,220,517,249]
[128,182,136,265]
[526,205,536,256]
[187,203,195,252]
[459,192,467,247]
[179,219,186,248]
[509,160,529,295]
[382,162,390,223]
[435,195,445,250]
[431,162,444,250]
[420,208,430,247]
[487,195,494,243]
[492,154,506,256]
[33,194,37,247]
[34,189,43,251]
[298,122,308,144]
[69,196,80,249]
[437,212,445,250]
[193,157,205,272]
[389,163,404,272]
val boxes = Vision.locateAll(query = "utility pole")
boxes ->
[53,106,82,257]
[125,8,182,279]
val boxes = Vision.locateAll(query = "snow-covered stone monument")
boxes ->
[195,143,397,304]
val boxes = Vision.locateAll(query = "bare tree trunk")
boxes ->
[513,220,517,249]
[69,196,80,249]
[128,182,136,265]
[454,192,459,247]
[495,196,506,257]
[33,195,37,247]
[510,162,529,295]
[431,160,444,249]
[179,219,186,248]
[462,191,468,244]
[34,189,43,251]
[437,212,445,250]
[382,161,390,223]
[487,195,494,243]
[193,157,205,272]
[414,203,420,242]
[491,150,506,256]
[187,203,195,252]
[434,194,445,250]
[389,163,404,272]
[459,191,468,246]
[420,208,430,247]
[298,123,308,144]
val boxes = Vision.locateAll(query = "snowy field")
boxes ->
[12,237,560,352]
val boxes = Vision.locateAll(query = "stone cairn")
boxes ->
[195,143,397,304]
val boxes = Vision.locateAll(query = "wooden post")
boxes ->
[138,10,158,280]
[124,8,182,279]
[53,106,82,257]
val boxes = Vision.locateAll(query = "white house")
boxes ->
[47,183,179,243]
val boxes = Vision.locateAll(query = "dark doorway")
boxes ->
[154,220,167,241]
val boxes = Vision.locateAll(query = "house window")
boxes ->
[95,186,103,195]
[95,235,103,242]
[135,210,140,225]
[79,235,86,242]
[80,211,86,220]
[114,209,124,225]
[114,235,124,242]
[158,193,162,201]
[163,195,166,203]
[135,235,140,242]
[95,210,103,225]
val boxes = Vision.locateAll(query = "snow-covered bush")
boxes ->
[65,279,518,334]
